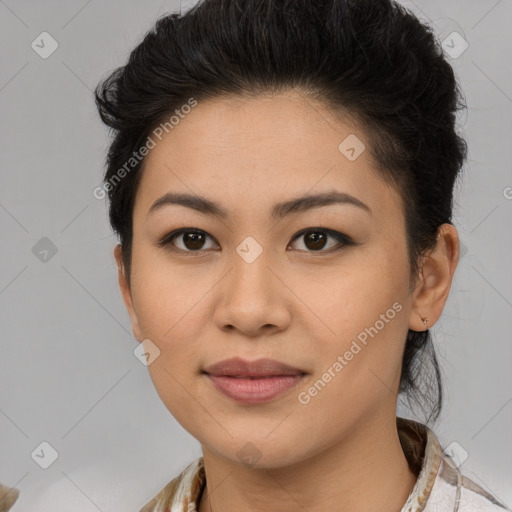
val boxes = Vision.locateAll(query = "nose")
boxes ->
[212,246,292,337]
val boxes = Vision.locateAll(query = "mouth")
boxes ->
[202,357,307,404]
[203,356,306,377]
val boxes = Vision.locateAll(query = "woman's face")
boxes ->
[117,90,423,467]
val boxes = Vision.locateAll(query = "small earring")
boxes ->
[422,317,428,331]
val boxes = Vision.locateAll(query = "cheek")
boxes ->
[130,247,214,341]
[296,248,408,331]
[129,254,212,405]
[297,247,410,384]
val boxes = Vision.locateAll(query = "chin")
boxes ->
[201,435,315,470]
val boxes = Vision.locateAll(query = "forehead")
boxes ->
[133,91,403,224]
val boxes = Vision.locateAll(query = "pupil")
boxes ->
[305,231,326,250]
[184,232,204,250]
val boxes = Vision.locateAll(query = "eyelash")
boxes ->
[157,227,355,256]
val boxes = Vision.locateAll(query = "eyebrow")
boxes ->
[147,190,371,221]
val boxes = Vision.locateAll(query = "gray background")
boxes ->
[0,0,511,510]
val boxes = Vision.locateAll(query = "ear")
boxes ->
[408,224,460,331]
[114,244,143,342]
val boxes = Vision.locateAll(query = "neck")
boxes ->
[198,408,418,512]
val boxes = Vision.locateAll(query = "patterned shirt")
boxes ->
[139,417,511,512]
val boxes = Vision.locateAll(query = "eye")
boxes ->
[288,228,354,253]
[158,228,218,253]
[158,227,354,255]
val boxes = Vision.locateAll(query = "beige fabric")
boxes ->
[0,484,19,512]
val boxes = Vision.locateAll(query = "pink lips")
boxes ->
[203,357,306,404]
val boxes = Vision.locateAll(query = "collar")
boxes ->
[397,417,442,511]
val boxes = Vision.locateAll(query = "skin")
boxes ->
[114,90,459,512]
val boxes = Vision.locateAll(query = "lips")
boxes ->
[203,357,306,378]
[203,357,307,404]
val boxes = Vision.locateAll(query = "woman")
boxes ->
[91,0,510,511]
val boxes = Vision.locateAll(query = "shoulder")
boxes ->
[0,483,19,511]
[138,475,181,512]
[139,457,205,512]
[425,456,511,512]
[397,418,510,512]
